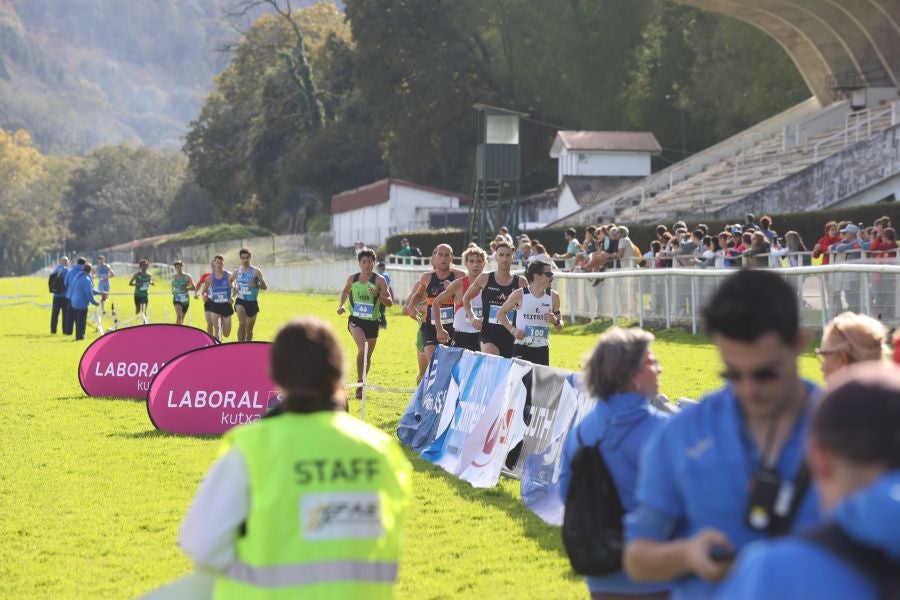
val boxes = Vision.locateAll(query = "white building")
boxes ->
[549,131,661,221]
[330,178,467,248]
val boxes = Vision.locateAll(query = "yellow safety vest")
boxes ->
[214,411,412,599]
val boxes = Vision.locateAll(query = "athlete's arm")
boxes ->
[497,289,524,339]
[107,266,115,277]
[462,273,486,326]
[375,274,393,307]
[432,278,461,339]
[254,268,268,291]
[337,276,353,315]
[186,275,196,291]
[403,275,427,318]
[549,290,563,329]
[128,272,138,287]
[517,275,528,288]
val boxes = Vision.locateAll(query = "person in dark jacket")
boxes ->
[62,256,86,335]
[50,256,69,334]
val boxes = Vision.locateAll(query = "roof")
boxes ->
[331,178,468,215]
[562,176,645,208]
[550,131,662,157]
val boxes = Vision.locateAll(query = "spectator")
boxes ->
[63,256,87,335]
[179,317,412,597]
[655,225,669,243]
[553,228,582,271]
[353,240,367,257]
[868,219,896,259]
[832,224,863,314]
[770,231,809,267]
[396,238,413,261]
[616,226,639,269]
[50,256,70,334]
[696,223,709,236]
[675,230,703,267]
[758,215,776,243]
[580,226,598,266]
[743,213,756,231]
[695,236,717,268]
[624,269,821,599]
[559,327,671,599]
[529,243,551,265]
[743,231,771,268]
[498,225,514,246]
[69,264,103,341]
[859,227,875,252]
[717,363,900,600]
[816,312,887,384]
[871,227,898,318]
[644,241,661,269]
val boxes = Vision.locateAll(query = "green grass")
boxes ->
[0,277,824,599]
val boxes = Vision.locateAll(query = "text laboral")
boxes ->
[94,362,163,378]
[166,390,265,409]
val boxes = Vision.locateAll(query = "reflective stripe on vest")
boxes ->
[225,559,398,587]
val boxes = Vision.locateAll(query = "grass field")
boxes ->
[0,276,825,599]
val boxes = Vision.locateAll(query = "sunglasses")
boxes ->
[719,364,780,383]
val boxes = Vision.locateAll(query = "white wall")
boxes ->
[556,186,580,221]
[557,149,651,182]
[332,184,461,247]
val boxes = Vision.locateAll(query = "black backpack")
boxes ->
[562,427,626,576]
[48,270,65,294]
[803,523,900,600]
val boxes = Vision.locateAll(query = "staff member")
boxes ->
[180,316,412,598]
[717,362,900,599]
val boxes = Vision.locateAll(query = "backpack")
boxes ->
[48,270,65,294]
[561,427,625,576]
[803,523,900,599]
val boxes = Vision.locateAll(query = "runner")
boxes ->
[200,254,234,341]
[171,260,196,326]
[433,245,487,352]
[337,249,393,399]
[402,275,430,384]
[195,260,215,335]
[231,248,268,342]
[128,259,153,319]
[95,255,114,315]
[463,241,526,358]
[376,261,393,329]
[496,260,563,366]
[404,244,465,365]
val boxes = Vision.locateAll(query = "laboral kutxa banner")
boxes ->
[78,324,217,399]
[147,342,278,436]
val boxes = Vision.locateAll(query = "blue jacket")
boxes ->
[717,470,900,600]
[559,392,670,595]
[69,272,100,310]
[64,265,81,299]
[51,265,68,298]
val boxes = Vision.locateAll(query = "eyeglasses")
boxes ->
[719,365,781,383]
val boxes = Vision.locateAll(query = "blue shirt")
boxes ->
[717,470,900,600]
[69,272,100,310]
[559,392,670,595]
[625,382,822,600]
[64,265,81,299]
[51,265,68,298]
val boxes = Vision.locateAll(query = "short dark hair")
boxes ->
[239,248,251,257]
[357,248,376,261]
[270,317,344,412]
[760,215,772,229]
[703,269,799,345]
[526,260,551,282]
[83,264,92,273]
[813,363,900,469]
[565,228,577,238]
[77,256,87,265]
[213,254,224,262]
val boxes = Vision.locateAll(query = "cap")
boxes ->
[731,226,743,235]
[840,224,859,234]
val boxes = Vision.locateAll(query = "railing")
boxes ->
[812,104,893,160]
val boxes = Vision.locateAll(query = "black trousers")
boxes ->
[72,308,88,340]
[63,299,75,335]
[51,296,69,334]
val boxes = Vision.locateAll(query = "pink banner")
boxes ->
[147,342,278,435]
[78,325,217,399]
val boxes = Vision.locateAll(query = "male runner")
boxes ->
[497,260,563,366]
[231,248,268,342]
[171,260,196,326]
[96,255,115,314]
[337,248,393,399]
[433,245,487,352]
[200,255,234,341]
[195,260,215,334]
[463,241,526,358]
[128,259,153,319]
[403,244,465,365]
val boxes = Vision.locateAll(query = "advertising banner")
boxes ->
[396,345,464,452]
[520,373,594,525]
[457,360,531,487]
[506,365,572,476]
[147,342,278,435]
[78,324,217,399]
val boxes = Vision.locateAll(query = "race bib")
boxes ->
[212,290,229,303]
[139,282,149,291]
[473,307,483,320]
[237,282,251,298]
[439,305,454,325]
[524,323,549,346]
[352,302,375,319]
[174,292,189,304]
[488,305,515,325]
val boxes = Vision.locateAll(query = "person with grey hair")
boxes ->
[558,327,671,599]
[616,226,639,269]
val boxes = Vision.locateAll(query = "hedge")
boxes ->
[383,202,900,257]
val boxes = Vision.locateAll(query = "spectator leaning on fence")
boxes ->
[813,221,841,265]
[716,362,900,600]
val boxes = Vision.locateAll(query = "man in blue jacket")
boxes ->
[623,269,822,600]
[70,264,103,341]
[63,256,86,335]
[717,362,900,599]
[50,256,69,334]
